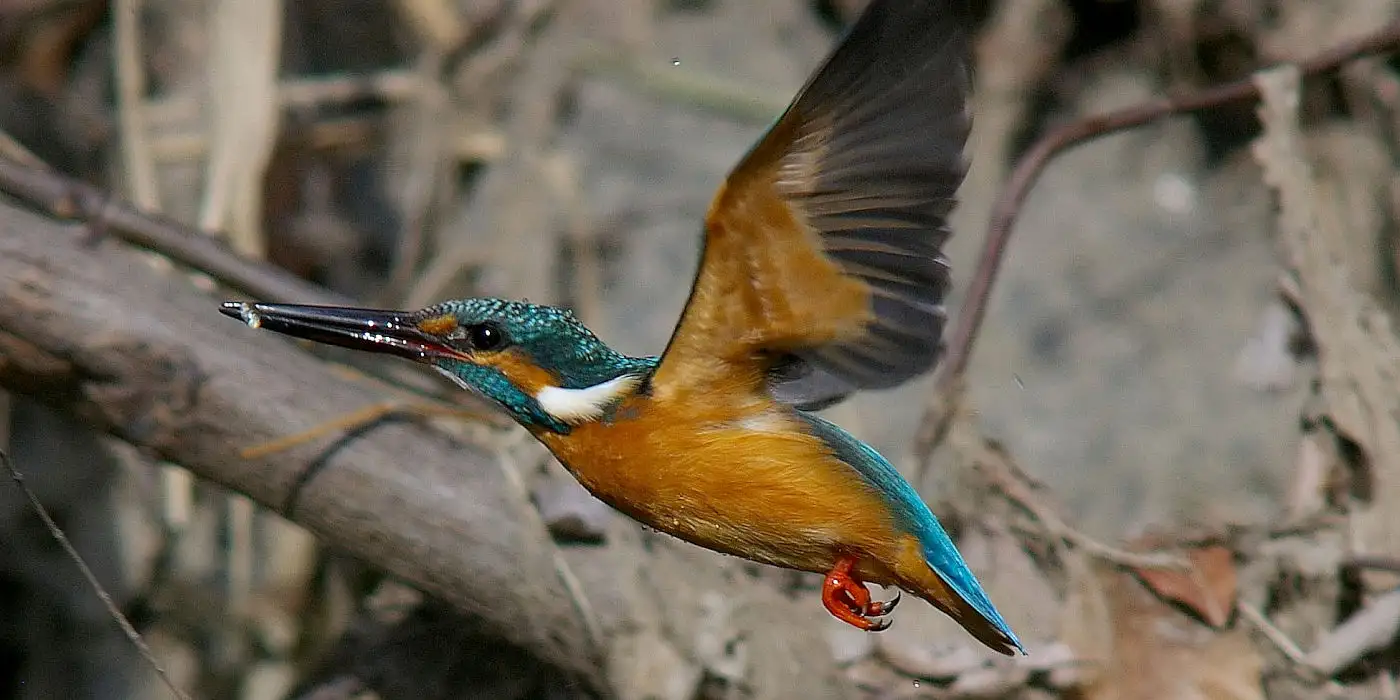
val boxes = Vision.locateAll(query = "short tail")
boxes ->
[911,569,1024,655]
[894,538,1025,655]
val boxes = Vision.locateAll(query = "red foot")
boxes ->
[822,555,901,631]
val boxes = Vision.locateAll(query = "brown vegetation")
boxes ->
[3,0,1400,698]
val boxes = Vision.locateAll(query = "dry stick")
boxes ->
[1,24,1395,408]
[0,157,341,306]
[0,130,44,168]
[1238,600,1311,669]
[0,449,194,700]
[1346,555,1400,573]
[0,155,495,466]
[0,142,191,695]
[913,20,1400,574]
[0,156,467,415]
[935,19,1400,395]
[0,154,486,452]
[237,400,498,460]
[3,1,1395,597]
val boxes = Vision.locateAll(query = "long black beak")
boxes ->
[220,302,466,363]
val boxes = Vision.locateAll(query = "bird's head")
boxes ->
[221,299,654,434]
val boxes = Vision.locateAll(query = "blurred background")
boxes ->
[0,0,1392,697]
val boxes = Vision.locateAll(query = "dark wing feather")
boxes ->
[651,0,971,400]
[765,354,856,410]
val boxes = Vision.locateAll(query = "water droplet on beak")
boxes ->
[239,303,263,329]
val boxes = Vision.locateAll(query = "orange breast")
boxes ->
[535,384,907,578]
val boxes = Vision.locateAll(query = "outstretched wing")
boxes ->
[651,0,972,400]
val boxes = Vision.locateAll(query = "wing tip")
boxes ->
[670,0,974,395]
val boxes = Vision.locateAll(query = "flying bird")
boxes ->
[222,0,1023,655]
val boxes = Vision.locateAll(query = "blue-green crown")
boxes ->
[420,298,656,432]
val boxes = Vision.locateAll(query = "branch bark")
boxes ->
[0,201,850,698]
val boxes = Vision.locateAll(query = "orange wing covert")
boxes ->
[652,0,972,399]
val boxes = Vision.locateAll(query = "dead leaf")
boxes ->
[1131,545,1238,628]
[1071,561,1264,700]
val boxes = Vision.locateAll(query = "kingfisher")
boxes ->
[221,0,1023,655]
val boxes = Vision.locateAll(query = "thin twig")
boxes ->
[278,69,423,108]
[0,155,481,461]
[911,19,1400,574]
[0,449,193,700]
[238,400,498,460]
[1238,600,1312,668]
[935,19,1400,394]
[201,0,287,626]
[973,425,1189,570]
[142,70,423,128]
[1345,555,1400,573]
[116,0,201,538]
[0,156,341,305]
[0,130,44,168]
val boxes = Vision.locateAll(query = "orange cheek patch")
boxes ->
[473,349,560,395]
[418,314,458,335]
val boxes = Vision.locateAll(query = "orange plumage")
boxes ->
[540,382,898,575]
[223,0,1026,655]
[528,373,1014,653]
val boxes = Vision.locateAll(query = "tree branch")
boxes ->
[0,201,851,699]
[0,156,340,305]
[935,19,1400,393]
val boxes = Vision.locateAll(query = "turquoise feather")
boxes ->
[793,411,1024,652]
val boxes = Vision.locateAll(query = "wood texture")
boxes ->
[0,200,852,699]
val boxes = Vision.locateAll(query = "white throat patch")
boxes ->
[535,374,641,425]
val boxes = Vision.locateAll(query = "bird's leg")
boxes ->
[822,554,902,631]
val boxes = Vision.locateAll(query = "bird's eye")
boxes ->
[466,323,506,351]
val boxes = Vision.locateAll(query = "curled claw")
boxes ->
[867,589,900,617]
[821,554,900,631]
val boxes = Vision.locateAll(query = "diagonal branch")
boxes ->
[935,19,1400,394]
[0,193,852,699]
[0,156,339,305]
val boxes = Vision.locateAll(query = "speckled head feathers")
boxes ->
[411,298,656,433]
[415,298,655,390]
